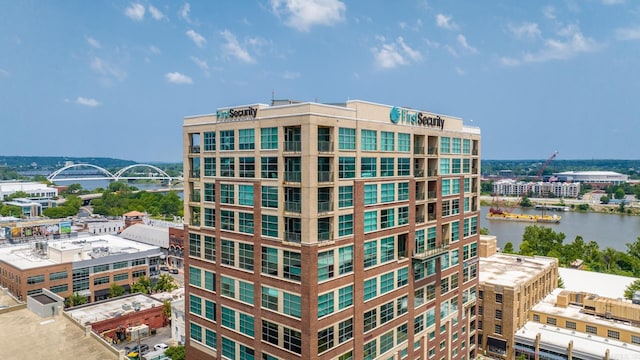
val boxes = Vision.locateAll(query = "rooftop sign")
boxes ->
[216,106,258,121]
[390,106,445,130]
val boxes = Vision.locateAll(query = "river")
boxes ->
[480,206,640,252]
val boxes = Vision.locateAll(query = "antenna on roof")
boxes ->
[271,89,275,106]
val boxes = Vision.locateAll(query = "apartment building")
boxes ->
[477,236,558,359]
[0,234,163,302]
[183,99,481,360]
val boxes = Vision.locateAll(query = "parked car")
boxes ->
[154,343,169,351]
[127,344,150,357]
[169,268,179,274]
[160,266,169,271]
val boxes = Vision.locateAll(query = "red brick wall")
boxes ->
[91,305,164,338]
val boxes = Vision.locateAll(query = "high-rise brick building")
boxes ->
[183,99,481,360]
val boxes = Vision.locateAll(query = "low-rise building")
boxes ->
[171,297,185,345]
[478,235,558,359]
[0,181,59,200]
[492,179,580,198]
[0,234,163,302]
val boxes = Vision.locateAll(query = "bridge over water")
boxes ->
[46,163,179,183]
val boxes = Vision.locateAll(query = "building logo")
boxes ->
[389,106,445,130]
[216,106,258,122]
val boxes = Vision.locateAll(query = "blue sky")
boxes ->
[1,0,639,163]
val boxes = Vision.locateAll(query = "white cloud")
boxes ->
[0,68,9,77]
[179,3,192,23]
[270,0,346,32]
[186,29,207,48]
[190,56,209,70]
[283,71,301,79]
[616,26,640,41]
[372,36,422,69]
[75,97,101,107]
[220,30,255,63]
[149,45,160,54]
[456,34,477,53]
[165,72,193,84]
[543,6,556,20]
[435,14,458,31]
[125,3,145,21]
[86,36,101,48]
[444,45,458,57]
[499,57,520,66]
[148,5,166,20]
[424,38,440,48]
[91,57,126,82]
[523,27,600,63]
[508,22,541,40]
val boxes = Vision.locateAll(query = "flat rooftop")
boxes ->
[0,234,160,270]
[516,320,640,358]
[532,288,640,334]
[0,289,21,308]
[0,307,117,360]
[558,267,636,299]
[479,253,557,288]
[67,293,163,325]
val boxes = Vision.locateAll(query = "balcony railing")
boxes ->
[318,171,333,183]
[285,171,302,183]
[285,232,302,243]
[190,146,201,154]
[285,201,302,213]
[190,218,201,227]
[427,191,437,199]
[414,169,425,177]
[428,169,438,177]
[318,231,332,242]
[416,215,425,224]
[427,147,438,155]
[190,194,201,202]
[472,149,479,155]
[412,242,450,260]
[317,141,334,153]
[416,192,425,200]
[428,213,437,221]
[317,201,333,213]
[414,145,425,154]
[284,141,302,152]
[190,170,201,178]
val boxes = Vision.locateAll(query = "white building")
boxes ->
[553,171,629,185]
[492,179,581,198]
[171,298,185,345]
[0,181,58,200]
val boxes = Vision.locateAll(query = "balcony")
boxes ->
[416,192,425,201]
[416,215,425,224]
[317,201,333,213]
[284,141,302,152]
[190,193,201,202]
[285,201,302,213]
[414,145,425,155]
[412,242,450,260]
[190,146,201,154]
[427,147,438,155]
[190,218,201,227]
[318,231,333,242]
[428,169,438,177]
[428,213,436,221]
[190,170,201,178]
[317,141,334,153]
[472,148,479,155]
[427,191,437,199]
[285,232,301,243]
[317,171,334,183]
[285,171,302,183]
[414,169,425,177]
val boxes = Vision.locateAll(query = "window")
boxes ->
[189,266,201,287]
[381,131,394,151]
[338,214,353,236]
[220,130,235,150]
[398,133,410,152]
[93,264,109,273]
[261,247,278,276]
[381,208,395,228]
[363,339,377,360]
[220,184,234,204]
[113,273,128,281]
[221,239,235,266]
[364,241,377,268]
[221,276,235,298]
[533,314,540,322]
[191,322,203,343]
[338,128,356,150]
[238,242,254,270]
[220,157,234,177]
[262,320,279,345]
[49,271,68,281]
[239,313,255,337]
[220,210,234,231]
[364,211,377,232]
[204,157,216,176]
[380,236,395,262]
[398,182,409,200]
[364,184,378,205]
[397,267,408,287]
[566,321,576,330]
[380,301,394,324]
[318,250,334,281]
[607,330,620,339]
[380,158,394,176]
[113,261,127,269]
[380,330,394,354]
[364,278,377,301]
[239,129,255,150]
[495,309,502,320]
[361,157,377,177]
[203,208,215,227]
[440,137,450,154]
[339,285,353,309]
[262,186,278,208]
[239,157,255,178]
[338,157,355,178]
[339,186,353,208]
[283,327,302,354]
[261,157,278,179]
[361,129,377,150]
[339,318,353,343]
[94,276,109,285]
[631,335,640,344]
[238,185,254,206]
[364,309,377,332]
[495,324,502,335]
[283,251,301,281]
[398,158,410,175]
[190,294,202,315]
[339,246,353,274]
[50,284,68,293]
[222,337,235,359]
[380,272,394,294]
[586,325,597,334]
[239,212,254,234]
[495,293,503,303]
[318,292,334,317]
[318,326,334,353]
[258,215,277,239]
[381,183,395,202]
[204,131,216,151]
[204,271,215,292]
[398,206,409,225]
[261,127,278,149]
[283,292,301,318]
[261,286,278,311]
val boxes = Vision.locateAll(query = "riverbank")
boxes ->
[480,194,640,216]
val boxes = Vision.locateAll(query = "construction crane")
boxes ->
[487,151,561,223]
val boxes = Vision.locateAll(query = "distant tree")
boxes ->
[109,283,125,298]
[520,196,532,208]
[162,300,172,326]
[576,204,590,211]
[519,225,566,257]
[61,183,83,195]
[65,293,88,308]
[153,274,178,293]
[0,205,22,217]
[618,202,626,213]
[600,195,610,204]
[164,345,185,360]
[6,191,30,200]
[131,276,152,294]
[479,227,490,235]
[480,181,493,194]
[614,188,626,200]
[502,242,515,254]
[624,279,640,300]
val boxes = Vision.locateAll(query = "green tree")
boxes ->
[518,225,566,257]
[65,293,88,307]
[479,227,490,235]
[520,196,532,208]
[109,283,125,298]
[600,195,610,204]
[614,188,626,200]
[502,242,515,254]
[162,300,172,326]
[131,276,152,294]
[558,275,565,289]
[6,191,30,200]
[624,279,640,300]
[164,345,185,360]
[153,273,178,293]
[601,247,620,272]
[0,204,22,217]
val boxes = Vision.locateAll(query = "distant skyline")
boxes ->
[2,1,639,162]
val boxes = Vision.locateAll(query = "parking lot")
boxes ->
[114,325,176,358]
